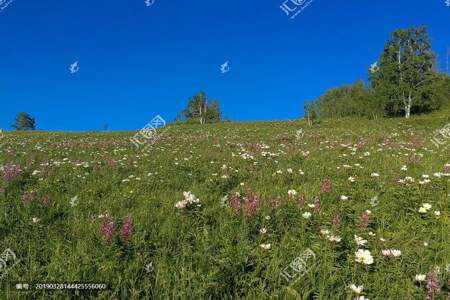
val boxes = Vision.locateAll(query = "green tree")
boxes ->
[371,26,436,118]
[12,112,36,130]
[181,92,221,124]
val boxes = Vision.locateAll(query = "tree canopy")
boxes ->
[12,112,36,130]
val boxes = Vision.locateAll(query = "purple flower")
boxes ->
[425,270,440,300]
[247,194,261,218]
[320,178,330,193]
[42,195,50,207]
[360,210,371,229]
[3,163,22,185]
[230,192,241,217]
[120,216,133,243]
[101,217,115,243]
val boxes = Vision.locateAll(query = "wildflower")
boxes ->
[230,192,241,216]
[354,297,370,300]
[371,173,380,177]
[434,211,440,216]
[415,274,426,282]
[349,284,363,294]
[288,189,297,197]
[355,249,374,265]
[381,249,401,257]
[265,215,271,220]
[332,213,341,227]
[70,195,79,207]
[260,243,271,250]
[101,217,115,242]
[32,217,40,223]
[328,235,341,242]
[419,203,432,213]
[247,193,261,218]
[340,195,348,200]
[313,197,320,213]
[175,191,201,209]
[425,269,440,300]
[321,178,331,193]
[302,212,312,219]
[120,216,133,243]
[320,229,330,235]
[401,165,408,171]
[260,228,267,234]
[348,176,356,182]
[354,235,368,246]
[2,163,23,185]
[360,210,371,229]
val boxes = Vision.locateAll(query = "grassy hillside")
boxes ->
[0,112,449,299]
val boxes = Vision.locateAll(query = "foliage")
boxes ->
[11,112,36,131]
[180,91,221,124]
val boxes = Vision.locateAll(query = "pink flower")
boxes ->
[320,178,330,193]
[360,210,371,229]
[120,216,133,243]
[230,192,241,216]
[101,217,115,242]
[3,163,22,185]
[247,194,261,218]
[332,213,341,227]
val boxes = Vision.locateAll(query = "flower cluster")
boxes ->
[175,191,201,209]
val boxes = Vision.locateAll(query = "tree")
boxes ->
[371,26,436,118]
[12,112,36,130]
[181,92,221,124]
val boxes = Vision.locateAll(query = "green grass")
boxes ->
[0,112,449,299]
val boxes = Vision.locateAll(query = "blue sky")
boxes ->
[0,0,449,130]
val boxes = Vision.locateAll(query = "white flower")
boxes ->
[260,228,267,234]
[175,200,187,209]
[287,168,293,173]
[307,204,315,208]
[320,229,330,235]
[434,211,440,216]
[354,235,368,246]
[348,176,356,182]
[340,195,349,200]
[265,216,271,220]
[328,235,342,242]
[260,243,271,250]
[287,189,297,197]
[355,249,374,265]
[390,249,402,257]
[418,207,428,213]
[415,274,426,282]
[354,296,370,300]
[371,173,380,177]
[401,165,408,171]
[302,212,312,219]
[423,242,428,247]
[70,195,79,207]
[421,203,432,211]
[349,284,363,294]
[32,217,40,223]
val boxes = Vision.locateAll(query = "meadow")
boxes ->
[0,111,449,300]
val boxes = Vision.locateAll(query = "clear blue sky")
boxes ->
[0,0,449,130]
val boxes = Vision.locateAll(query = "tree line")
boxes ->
[305,26,450,120]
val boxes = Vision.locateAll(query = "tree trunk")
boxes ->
[405,92,412,119]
